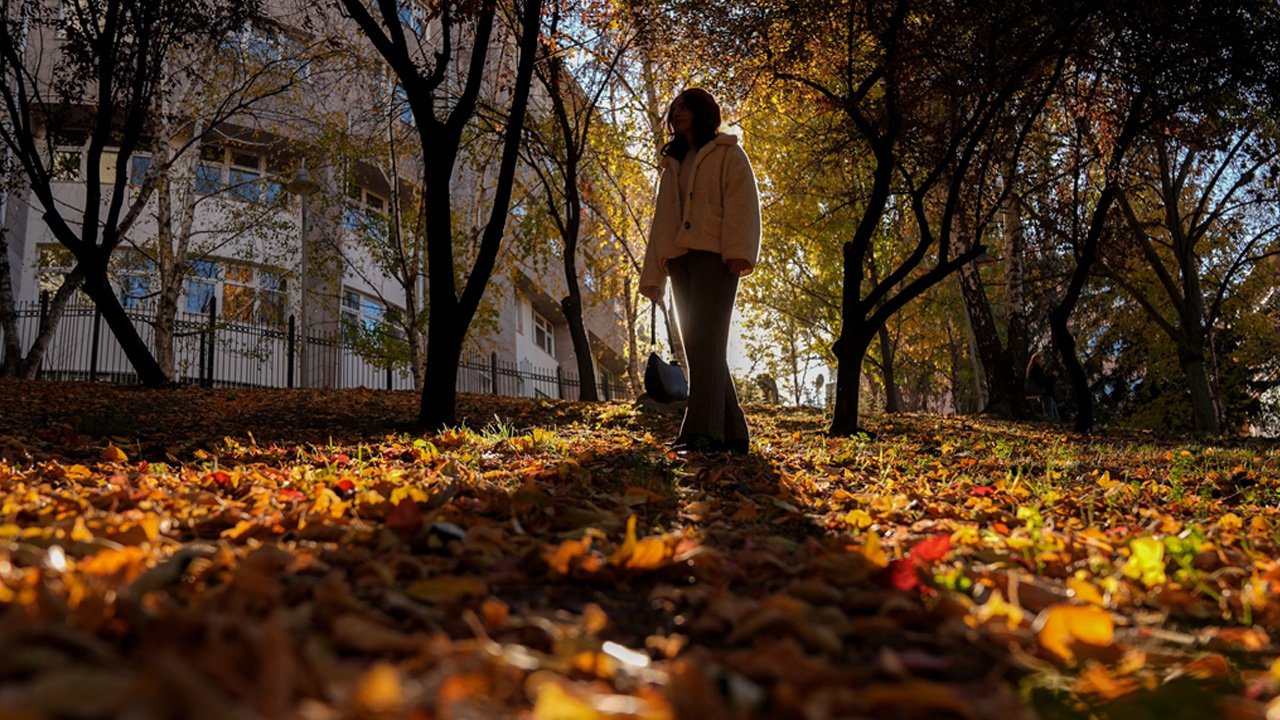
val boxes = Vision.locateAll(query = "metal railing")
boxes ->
[1,295,631,400]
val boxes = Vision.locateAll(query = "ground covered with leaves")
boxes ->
[3,380,1280,719]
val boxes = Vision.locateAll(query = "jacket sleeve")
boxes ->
[638,169,670,293]
[719,146,762,270]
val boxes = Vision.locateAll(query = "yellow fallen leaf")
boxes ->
[1219,513,1243,533]
[405,575,488,604]
[845,509,873,529]
[1068,575,1106,606]
[101,445,128,463]
[533,682,602,720]
[570,651,617,678]
[625,537,668,569]
[548,538,591,575]
[1121,536,1166,587]
[1036,604,1114,662]
[69,516,93,543]
[858,532,888,568]
[609,515,639,565]
[65,464,94,480]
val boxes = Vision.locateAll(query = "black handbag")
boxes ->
[643,301,688,403]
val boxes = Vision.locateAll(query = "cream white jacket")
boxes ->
[638,133,762,295]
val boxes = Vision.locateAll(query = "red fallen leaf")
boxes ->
[279,489,306,501]
[910,535,952,563]
[993,522,1010,535]
[971,485,996,497]
[332,454,351,466]
[209,471,233,488]
[137,461,149,473]
[888,559,921,591]
[335,479,356,493]
[385,498,423,536]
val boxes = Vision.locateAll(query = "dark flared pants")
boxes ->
[667,250,750,445]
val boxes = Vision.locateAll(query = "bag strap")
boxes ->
[649,300,657,351]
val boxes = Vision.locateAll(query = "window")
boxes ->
[258,270,286,325]
[118,260,153,309]
[393,83,414,126]
[196,145,224,194]
[130,155,150,186]
[195,146,277,204]
[344,185,389,241]
[181,260,287,324]
[397,1,427,34]
[228,151,261,203]
[342,289,384,332]
[223,265,256,321]
[185,261,218,313]
[533,311,554,356]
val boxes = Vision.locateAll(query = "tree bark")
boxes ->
[956,262,1021,416]
[0,231,20,376]
[1178,341,1220,434]
[18,268,86,378]
[875,323,902,413]
[623,274,641,393]
[829,326,874,436]
[79,268,168,386]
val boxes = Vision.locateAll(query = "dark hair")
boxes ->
[661,88,721,161]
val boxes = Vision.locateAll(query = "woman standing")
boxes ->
[639,88,762,454]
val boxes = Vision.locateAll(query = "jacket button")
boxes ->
[683,221,691,229]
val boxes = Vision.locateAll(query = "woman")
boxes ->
[639,88,761,454]
[1025,352,1060,421]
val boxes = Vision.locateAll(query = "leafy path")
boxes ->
[2,379,1280,719]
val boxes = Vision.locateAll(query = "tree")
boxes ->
[334,0,544,428]
[1039,0,1279,433]
[1097,119,1280,433]
[0,0,262,383]
[134,21,313,380]
[744,0,1081,435]
[516,0,635,401]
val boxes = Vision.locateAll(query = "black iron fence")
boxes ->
[1,296,631,401]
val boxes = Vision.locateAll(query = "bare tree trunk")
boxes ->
[0,231,20,376]
[18,268,86,378]
[876,323,903,413]
[80,269,168,386]
[1003,186,1029,398]
[623,274,641,393]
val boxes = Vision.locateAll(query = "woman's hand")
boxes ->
[726,258,753,277]
[639,284,664,302]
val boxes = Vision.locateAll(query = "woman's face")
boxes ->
[669,96,692,136]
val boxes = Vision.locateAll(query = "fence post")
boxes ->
[35,291,49,380]
[287,315,296,388]
[204,297,216,388]
[556,365,564,400]
[88,306,102,382]
[489,352,498,394]
[386,361,393,391]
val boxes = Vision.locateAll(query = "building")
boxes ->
[0,0,631,398]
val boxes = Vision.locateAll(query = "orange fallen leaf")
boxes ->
[350,662,404,713]
[101,445,128,463]
[626,537,669,569]
[1036,604,1115,662]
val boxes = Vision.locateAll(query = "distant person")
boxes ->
[639,88,761,454]
[1026,352,1060,421]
